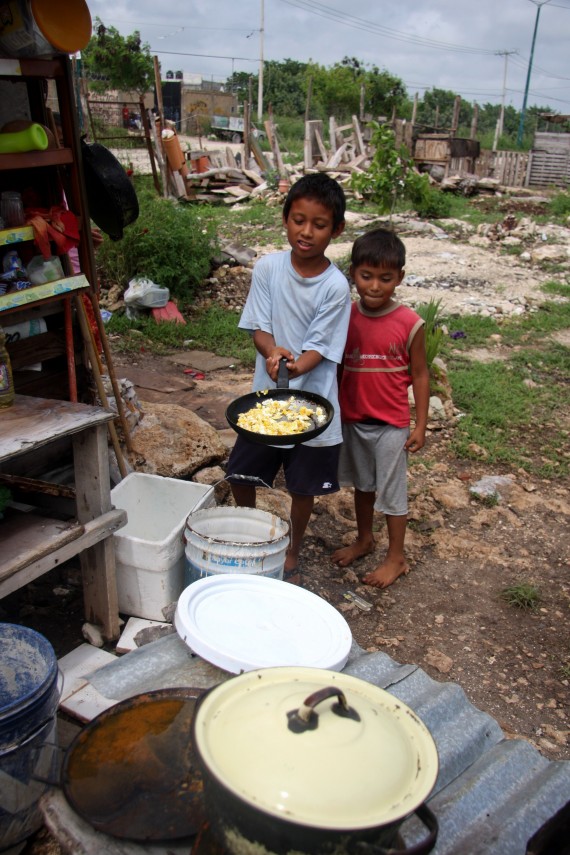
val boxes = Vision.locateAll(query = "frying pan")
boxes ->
[60,688,206,841]
[225,358,334,446]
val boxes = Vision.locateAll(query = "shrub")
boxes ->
[407,175,452,219]
[548,191,570,219]
[96,184,217,303]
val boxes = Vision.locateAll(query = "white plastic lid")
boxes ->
[175,574,352,673]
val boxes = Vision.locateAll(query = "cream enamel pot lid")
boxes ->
[192,667,439,830]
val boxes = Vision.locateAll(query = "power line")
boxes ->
[150,49,258,63]
[277,0,505,54]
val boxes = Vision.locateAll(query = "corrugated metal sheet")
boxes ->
[344,645,570,854]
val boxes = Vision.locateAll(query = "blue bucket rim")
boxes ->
[0,623,58,719]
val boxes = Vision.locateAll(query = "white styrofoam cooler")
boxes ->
[110,473,215,620]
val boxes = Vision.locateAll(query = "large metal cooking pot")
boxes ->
[225,358,334,446]
[192,667,439,855]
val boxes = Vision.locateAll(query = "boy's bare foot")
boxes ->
[331,539,375,567]
[363,557,409,589]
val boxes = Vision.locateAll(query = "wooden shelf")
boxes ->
[0,148,73,169]
[0,57,64,79]
[0,396,125,639]
[0,508,127,598]
[0,273,89,313]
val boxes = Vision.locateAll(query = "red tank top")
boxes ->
[339,302,424,427]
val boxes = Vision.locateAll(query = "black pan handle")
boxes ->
[277,357,290,389]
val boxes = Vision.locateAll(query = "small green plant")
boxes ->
[500,583,540,611]
[416,298,444,369]
[350,122,419,216]
[473,491,500,507]
[350,122,451,220]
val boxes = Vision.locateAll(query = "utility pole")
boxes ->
[258,0,264,122]
[495,50,516,141]
[517,0,551,146]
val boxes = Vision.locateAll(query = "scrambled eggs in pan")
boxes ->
[237,396,327,436]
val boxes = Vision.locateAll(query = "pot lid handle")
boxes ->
[287,686,361,733]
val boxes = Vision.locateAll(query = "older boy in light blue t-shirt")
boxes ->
[226,174,351,585]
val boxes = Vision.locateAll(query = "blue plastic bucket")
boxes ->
[0,623,61,851]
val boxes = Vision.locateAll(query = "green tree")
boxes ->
[226,71,254,102]
[82,18,154,94]
[350,122,418,214]
[264,59,308,115]
[363,66,408,119]
[416,88,472,130]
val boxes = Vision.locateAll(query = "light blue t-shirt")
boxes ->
[238,250,351,446]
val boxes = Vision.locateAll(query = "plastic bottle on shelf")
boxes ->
[0,327,15,408]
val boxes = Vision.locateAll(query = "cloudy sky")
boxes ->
[85,0,570,113]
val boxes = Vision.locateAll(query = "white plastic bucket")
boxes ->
[184,507,290,585]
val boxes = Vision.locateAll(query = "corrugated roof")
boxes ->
[344,645,570,854]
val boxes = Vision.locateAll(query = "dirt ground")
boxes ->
[110,219,570,766]
[111,353,570,767]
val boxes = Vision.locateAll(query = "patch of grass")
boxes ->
[509,343,570,385]
[107,305,256,366]
[501,244,524,257]
[442,314,502,349]
[540,280,570,298]
[500,583,540,611]
[448,356,569,476]
[548,191,570,221]
[205,199,287,248]
[498,299,570,346]
[446,195,504,226]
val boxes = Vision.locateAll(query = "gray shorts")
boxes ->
[338,422,409,515]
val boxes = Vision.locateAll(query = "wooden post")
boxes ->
[243,99,251,163]
[451,95,461,135]
[267,105,284,175]
[329,116,337,153]
[359,83,365,122]
[305,76,313,123]
[470,103,479,139]
[154,56,165,128]
[140,97,161,194]
[411,93,418,129]
[153,55,169,197]
[304,120,312,170]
